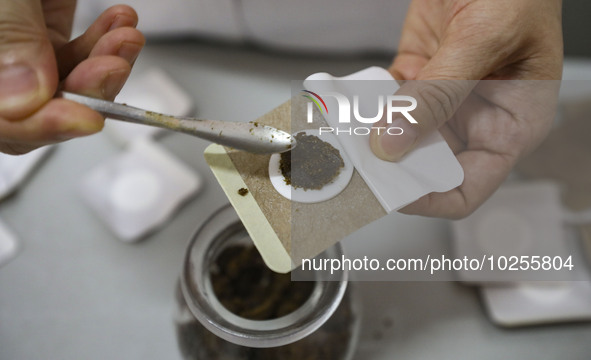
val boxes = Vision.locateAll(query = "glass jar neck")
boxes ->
[180,204,348,348]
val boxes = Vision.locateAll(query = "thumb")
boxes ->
[370,79,476,161]
[0,0,58,120]
[370,41,496,161]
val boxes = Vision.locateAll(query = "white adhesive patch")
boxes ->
[109,169,161,213]
[105,68,195,146]
[476,208,533,257]
[0,146,53,201]
[516,282,572,304]
[481,279,591,327]
[304,67,464,212]
[451,181,571,283]
[269,129,354,203]
[79,138,202,242]
[0,219,19,268]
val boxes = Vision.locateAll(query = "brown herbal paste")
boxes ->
[237,188,249,197]
[280,132,344,190]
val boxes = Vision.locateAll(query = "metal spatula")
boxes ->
[57,91,294,154]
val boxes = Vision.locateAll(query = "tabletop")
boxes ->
[1,41,591,360]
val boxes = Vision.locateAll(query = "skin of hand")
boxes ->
[370,0,564,219]
[0,1,145,154]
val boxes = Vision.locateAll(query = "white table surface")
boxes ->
[1,41,591,360]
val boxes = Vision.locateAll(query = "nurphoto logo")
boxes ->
[302,90,418,136]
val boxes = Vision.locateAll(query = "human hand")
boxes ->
[0,1,145,154]
[370,0,563,218]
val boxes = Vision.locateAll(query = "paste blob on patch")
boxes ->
[269,129,354,204]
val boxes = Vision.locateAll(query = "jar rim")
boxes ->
[180,204,348,348]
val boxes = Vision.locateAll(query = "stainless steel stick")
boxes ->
[57,91,294,154]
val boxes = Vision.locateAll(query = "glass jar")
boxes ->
[174,204,360,359]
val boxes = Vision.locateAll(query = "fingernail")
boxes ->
[57,118,104,140]
[379,118,418,160]
[118,42,142,64]
[0,63,39,112]
[101,70,128,100]
[56,130,93,141]
[109,14,137,31]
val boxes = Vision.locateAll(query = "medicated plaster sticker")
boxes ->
[517,97,591,211]
[451,181,572,283]
[105,68,195,146]
[303,67,464,213]
[80,138,202,242]
[481,280,591,327]
[0,218,19,268]
[205,67,463,272]
[269,129,354,203]
[205,99,387,273]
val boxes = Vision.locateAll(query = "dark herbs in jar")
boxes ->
[175,244,355,359]
[279,132,344,190]
[210,244,314,320]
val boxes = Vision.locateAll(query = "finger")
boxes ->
[438,121,465,155]
[56,5,138,78]
[389,53,429,81]
[370,79,477,161]
[370,30,506,162]
[88,27,145,66]
[0,98,104,154]
[399,149,516,219]
[42,0,77,47]
[437,90,495,155]
[0,55,134,154]
[62,55,131,100]
[0,0,58,120]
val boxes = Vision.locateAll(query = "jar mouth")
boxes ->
[181,204,348,348]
